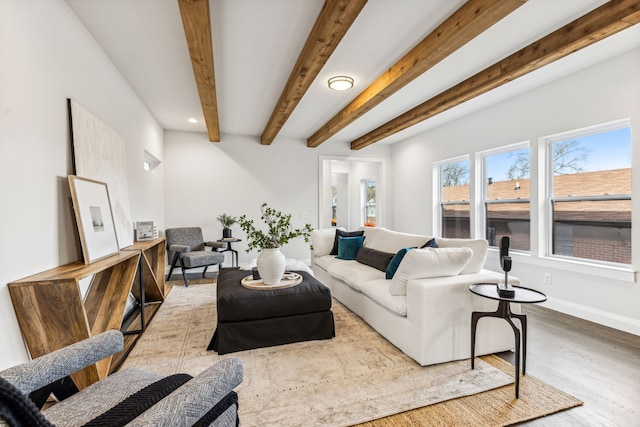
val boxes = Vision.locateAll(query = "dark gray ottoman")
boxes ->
[208,268,335,354]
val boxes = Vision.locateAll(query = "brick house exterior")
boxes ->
[441,168,631,264]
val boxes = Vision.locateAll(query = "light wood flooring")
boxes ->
[500,305,640,426]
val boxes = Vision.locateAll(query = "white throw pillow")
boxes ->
[435,238,488,274]
[389,247,473,296]
[311,227,344,257]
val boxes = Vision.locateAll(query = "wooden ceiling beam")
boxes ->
[307,0,527,148]
[178,0,220,142]
[260,0,368,145]
[351,0,640,150]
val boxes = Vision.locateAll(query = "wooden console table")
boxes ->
[115,238,167,366]
[8,251,140,390]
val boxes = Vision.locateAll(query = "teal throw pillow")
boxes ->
[420,238,438,249]
[385,247,414,279]
[330,229,364,255]
[336,236,366,260]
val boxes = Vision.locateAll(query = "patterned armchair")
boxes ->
[166,227,226,286]
[0,330,242,426]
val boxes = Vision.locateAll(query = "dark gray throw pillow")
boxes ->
[355,247,395,272]
[330,229,365,255]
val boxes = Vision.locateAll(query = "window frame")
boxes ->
[361,178,376,227]
[480,141,531,251]
[544,119,632,266]
[434,155,471,238]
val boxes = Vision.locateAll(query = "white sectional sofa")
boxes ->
[310,226,520,367]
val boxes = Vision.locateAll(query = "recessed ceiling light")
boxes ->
[328,76,354,91]
[187,117,198,123]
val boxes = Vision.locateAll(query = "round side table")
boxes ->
[469,283,546,398]
[217,238,241,267]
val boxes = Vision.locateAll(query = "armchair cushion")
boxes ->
[0,331,243,427]
[181,251,224,269]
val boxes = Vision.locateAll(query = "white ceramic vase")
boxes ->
[257,247,286,285]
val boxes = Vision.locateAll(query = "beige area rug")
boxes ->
[123,282,581,426]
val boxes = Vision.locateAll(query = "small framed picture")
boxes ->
[136,221,155,241]
[68,175,120,263]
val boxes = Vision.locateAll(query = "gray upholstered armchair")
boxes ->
[0,330,242,427]
[166,227,226,287]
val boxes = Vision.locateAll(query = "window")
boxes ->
[361,179,376,226]
[547,122,631,264]
[482,144,530,251]
[439,158,470,238]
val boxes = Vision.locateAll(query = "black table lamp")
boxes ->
[498,236,515,297]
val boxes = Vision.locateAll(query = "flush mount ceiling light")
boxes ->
[328,75,354,91]
[187,117,198,123]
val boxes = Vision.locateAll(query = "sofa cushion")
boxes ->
[389,247,473,296]
[356,247,395,272]
[365,227,432,254]
[336,236,365,260]
[330,229,365,255]
[311,227,345,257]
[436,238,488,274]
[360,279,407,316]
[313,254,334,271]
[327,261,385,292]
[385,247,414,279]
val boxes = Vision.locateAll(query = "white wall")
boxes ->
[164,131,390,265]
[392,48,640,334]
[0,0,165,369]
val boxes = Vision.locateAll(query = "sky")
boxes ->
[486,126,631,181]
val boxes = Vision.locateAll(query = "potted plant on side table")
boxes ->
[238,203,313,285]
[217,213,237,239]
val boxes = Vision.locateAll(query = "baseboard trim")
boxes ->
[542,297,640,337]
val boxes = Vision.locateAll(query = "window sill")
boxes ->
[488,249,636,283]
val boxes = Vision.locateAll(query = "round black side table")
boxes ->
[217,238,241,267]
[469,283,546,398]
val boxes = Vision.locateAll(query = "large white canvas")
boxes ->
[69,99,133,248]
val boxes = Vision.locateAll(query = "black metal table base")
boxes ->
[217,242,239,267]
[471,300,527,398]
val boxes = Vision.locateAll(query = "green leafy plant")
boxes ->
[217,213,237,229]
[238,203,313,251]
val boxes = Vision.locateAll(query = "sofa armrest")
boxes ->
[310,228,343,257]
[405,270,520,328]
[0,330,124,395]
[128,357,243,427]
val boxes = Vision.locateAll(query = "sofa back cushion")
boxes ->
[311,227,344,257]
[364,227,431,254]
[389,247,473,296]
[355,247,395,272]
[435,238,488,274]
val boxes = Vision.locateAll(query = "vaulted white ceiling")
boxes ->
[65,0,640,149]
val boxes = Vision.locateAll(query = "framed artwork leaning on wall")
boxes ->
[68,175,120,264]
